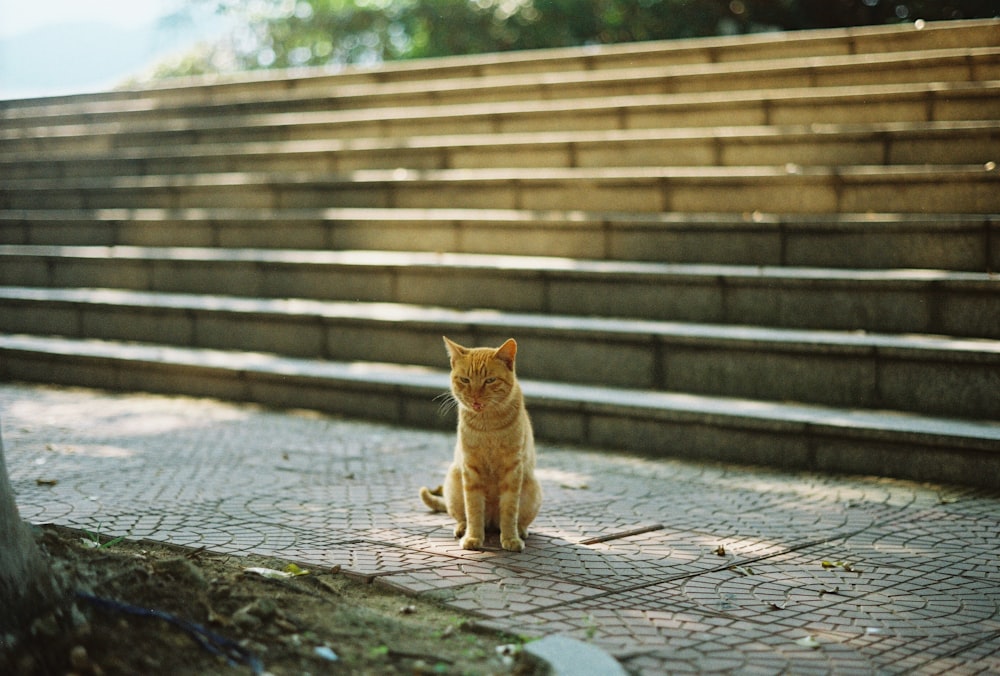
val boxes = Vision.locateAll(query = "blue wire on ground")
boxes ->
[76,592,264,674]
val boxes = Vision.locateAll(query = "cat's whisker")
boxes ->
[434,391,458,416]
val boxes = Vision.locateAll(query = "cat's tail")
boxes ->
[419,485,447,512]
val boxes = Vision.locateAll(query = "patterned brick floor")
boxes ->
[2,383,998,674]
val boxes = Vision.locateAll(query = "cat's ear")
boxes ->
[494,338,517,371]
[443,336,467,364]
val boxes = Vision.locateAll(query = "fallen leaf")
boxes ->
[35,478,58,487]
[728,565,754,577]
[283,563,309,576]
[713,545,726,556]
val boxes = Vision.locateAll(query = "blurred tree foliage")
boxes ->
[157,0,998,77]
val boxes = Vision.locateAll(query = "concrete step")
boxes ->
[1,246,996,339]
[0,286,996,420]
[4,46,998,130]
[3,164,998,214]
[2,333,997,488]
[2,208,996,272]
[2,18,995,120]
[3,80,996,154]
[3,121,998,179]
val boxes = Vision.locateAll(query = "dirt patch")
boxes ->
[3,525,542,675]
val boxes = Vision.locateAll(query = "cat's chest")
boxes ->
[460,431,523,472]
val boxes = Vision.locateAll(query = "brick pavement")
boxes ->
[1,382,998,674]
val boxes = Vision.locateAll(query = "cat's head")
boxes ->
[443,336,517,414]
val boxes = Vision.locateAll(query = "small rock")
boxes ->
[233,598,279,629]
[31,613,60,638]
[279,633,302,647]
[207,608,229,627]
[153,557,206,588]
[240,638,268,655]
[71,604,90,632]
[249,597,278,621]
[232,606,262,630]
[274,617,298,633]
[523,635,628,676]
[69,645,90,670]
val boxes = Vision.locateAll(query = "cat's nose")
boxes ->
[472,401,484,411]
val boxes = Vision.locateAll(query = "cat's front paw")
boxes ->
[460,535,482,550]
[453,523,466,539]
[500,534,525,552]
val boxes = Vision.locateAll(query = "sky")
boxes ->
[0,0,229,100]
[0,0,169,38]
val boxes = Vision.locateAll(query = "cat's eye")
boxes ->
[459,377,470,384]
[485,377,496,384]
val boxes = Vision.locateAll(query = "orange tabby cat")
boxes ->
[420,336,542,552]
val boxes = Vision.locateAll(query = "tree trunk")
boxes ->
[0,424,60,638]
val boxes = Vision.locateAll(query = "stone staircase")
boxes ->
[1,19,998,487]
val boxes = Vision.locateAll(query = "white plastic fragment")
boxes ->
[496,643,521,666]
[795,635,821,649]
[244,566,295,579]
[314,645,338,661]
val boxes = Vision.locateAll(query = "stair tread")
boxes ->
[2,207,993,228]
[3,18,994,118]
[3,285,998,358]
[4,211,992,274]
[2,333,998,445]
[5,80,998,143]
[6,164,991,214]
[3,45,997,125]
[0,244,994,284]
[3,120,998,166]
[5,163,997,186]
